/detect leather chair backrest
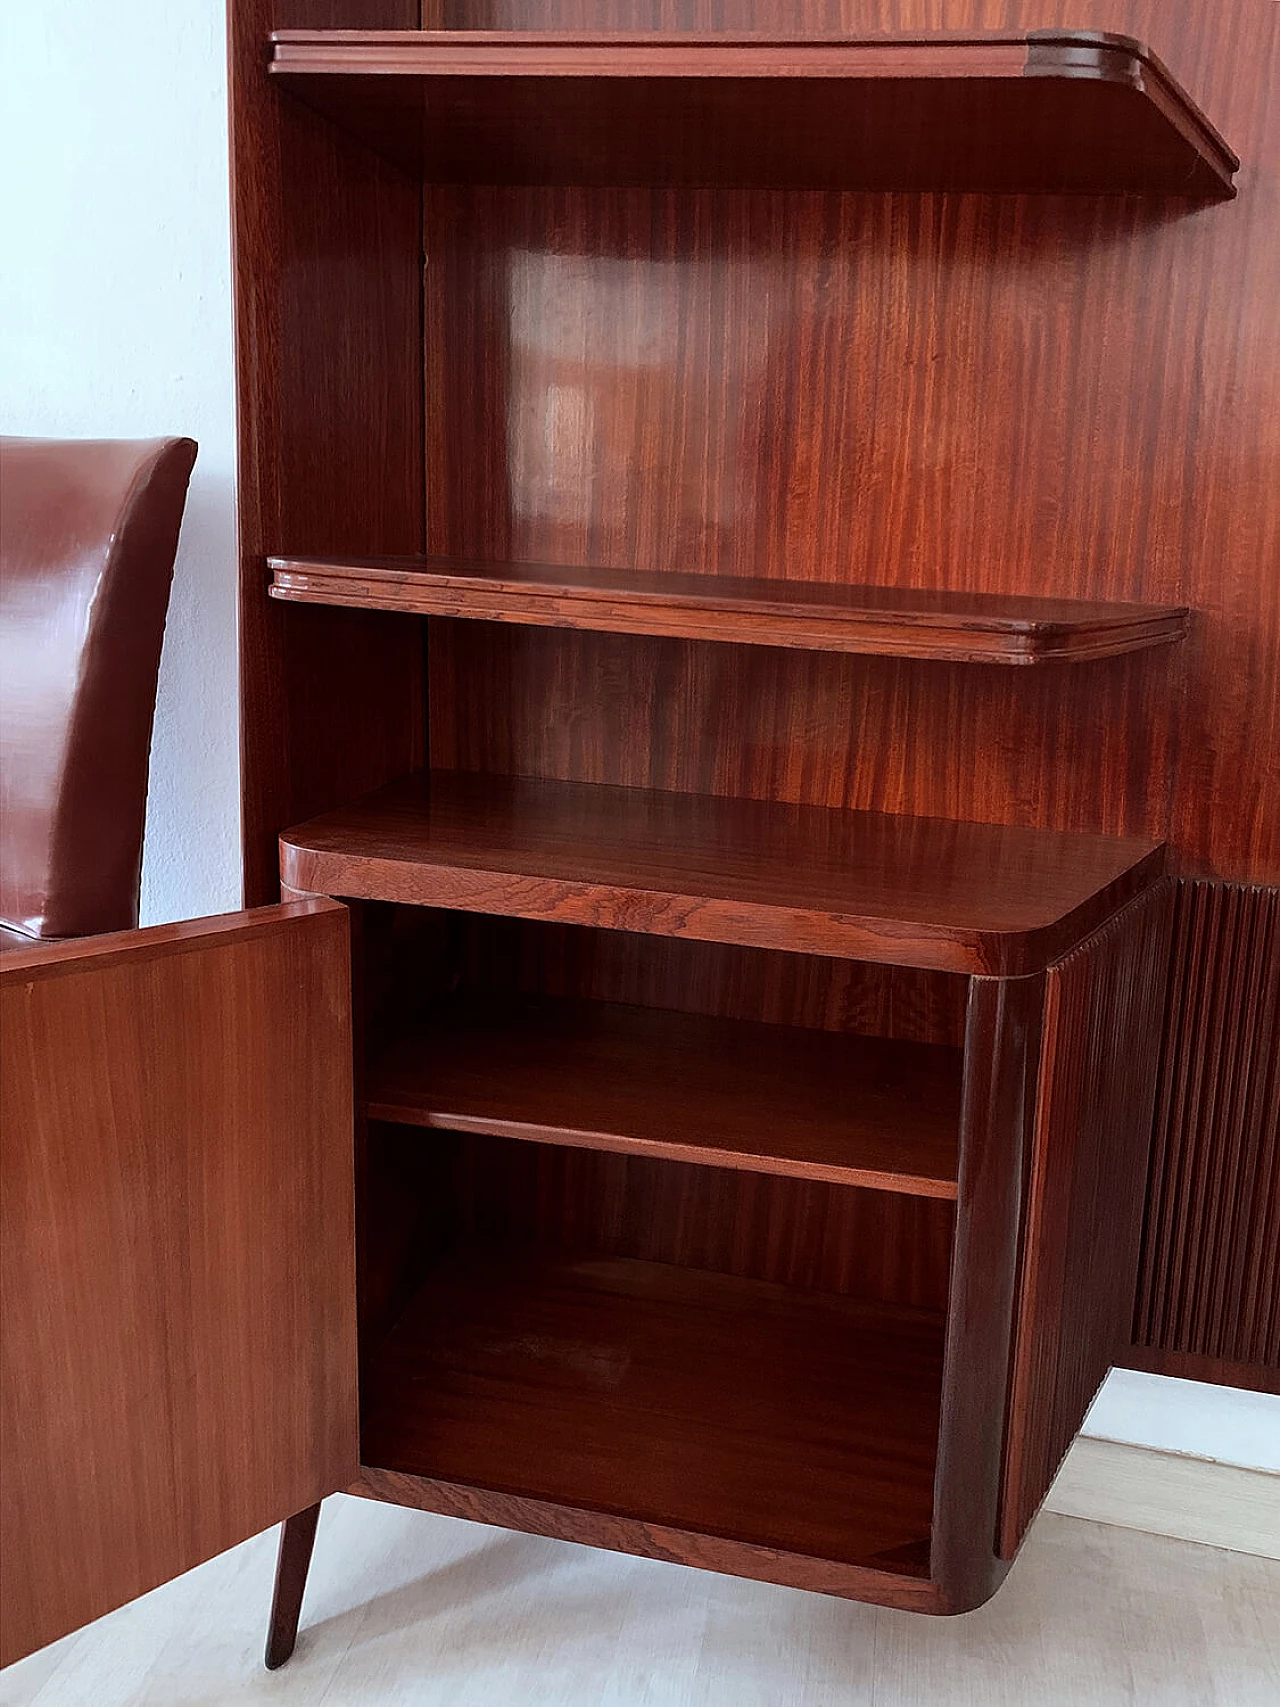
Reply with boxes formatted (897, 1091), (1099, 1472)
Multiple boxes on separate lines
(0, 436), (197, 940)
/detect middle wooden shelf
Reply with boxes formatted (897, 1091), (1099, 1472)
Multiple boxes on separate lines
(268, 554), (1190, 665)
(367, 992), (963, 1199)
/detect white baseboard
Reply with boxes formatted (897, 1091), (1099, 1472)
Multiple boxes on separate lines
(1044, 1435), (1280, 1560)
(1082, 1369), (1280, 1470)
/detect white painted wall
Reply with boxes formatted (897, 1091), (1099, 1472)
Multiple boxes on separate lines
(2, 0), (1275, 1478)
(0, 2), (241, 924)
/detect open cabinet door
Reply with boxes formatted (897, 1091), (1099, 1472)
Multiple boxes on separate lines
(0, 901), (356, 1667)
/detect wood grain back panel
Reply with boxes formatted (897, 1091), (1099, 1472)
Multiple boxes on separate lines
(0, 904), (356, 1667)
(448, 1133), (955, 1311)
(450, 916), (970, 1047)
(1000, 881), (1175, 1555)
(421, 0), (1277, 885)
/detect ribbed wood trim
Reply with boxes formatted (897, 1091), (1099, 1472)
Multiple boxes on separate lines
(1131, 880), (1280, 1373)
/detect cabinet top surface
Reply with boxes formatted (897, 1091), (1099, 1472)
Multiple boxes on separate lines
(280, 771), (1165, 975)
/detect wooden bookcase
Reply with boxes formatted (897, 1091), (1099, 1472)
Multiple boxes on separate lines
(230, 9), (1231, 1634)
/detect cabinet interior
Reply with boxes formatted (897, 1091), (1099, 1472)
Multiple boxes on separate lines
(362, 1133), (950, 1574)
(355, 913), (962, 1572)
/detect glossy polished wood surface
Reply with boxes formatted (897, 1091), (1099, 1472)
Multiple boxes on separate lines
(352, 1464), (943, 1609)
(1000, 882), (1174, 1554)
(416, 4), (1275, 888)
(400, 2), (1279, 1394)
(446, 915), (971, 1050)
(281, 770), (1163, 975)
(929, 972), (1041, 1612)
(0, 902), (356, 1668)
(268, 29), (1237, 196)
(366, 993), (963, 1196)
(269, 556), (1190, 663)
(233, 17), (1276, 1625)
(231, 0), (425, 905)
(360, 1250), (944, 1576)
(447, 1132), (954, 1310)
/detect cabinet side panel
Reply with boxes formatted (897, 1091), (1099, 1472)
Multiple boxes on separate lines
(1128, 880), (1280, 1385)
(231, 0), (425, 904)
(0, 905), (356, 1667)
(999, 881), (1175, 1556)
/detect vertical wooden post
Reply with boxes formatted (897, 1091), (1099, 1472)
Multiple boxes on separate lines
(931, 973), (1044, 1611)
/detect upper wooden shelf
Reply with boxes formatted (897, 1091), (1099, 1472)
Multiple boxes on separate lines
(269, 555), (1189, 665)
(280, 770), (1164, 976)
(267, 29), (1238, 198)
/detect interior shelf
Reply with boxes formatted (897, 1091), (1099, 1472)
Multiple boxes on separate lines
(367, 994), (962, 1199)
(269, 556), (1191, 665)
(280, 770), (1164, 975)
(360, 1249), (944, 1571)
(267, 29), (1238, 197)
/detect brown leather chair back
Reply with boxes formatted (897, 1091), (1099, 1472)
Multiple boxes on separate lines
(0, 436), (197, 941)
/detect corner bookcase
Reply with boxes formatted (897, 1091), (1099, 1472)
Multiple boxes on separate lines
(230, 12), (1234, 1621)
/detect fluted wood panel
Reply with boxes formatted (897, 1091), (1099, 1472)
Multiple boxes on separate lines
(1000, 882), (1174, 1555)
(1130, 880), (1280, 1381)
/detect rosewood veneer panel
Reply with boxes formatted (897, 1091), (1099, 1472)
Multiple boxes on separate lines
(1000, 881), (1175, 1553)
(230, 0), (425, 906)
(412, 1), (1278, 1394)
(366, 993), (962, 1196)
(448, 1135), (955, 1311)
(418, 9), (1274, 878)
(268, 29), (1236, 196)
(270, 556), (1189, 663)
(0, 904), (355, 1667)
(449, 918), (970, 1050)
(353, 1464), (941, 1608)
(280, 770), (1164, 975)
(928, 972), (1042, 1611)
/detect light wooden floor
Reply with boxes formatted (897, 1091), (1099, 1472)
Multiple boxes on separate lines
(3, 1495), (1277, 1706)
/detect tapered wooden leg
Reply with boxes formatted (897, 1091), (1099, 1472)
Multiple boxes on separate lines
(264, 1501), (322, 1670)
